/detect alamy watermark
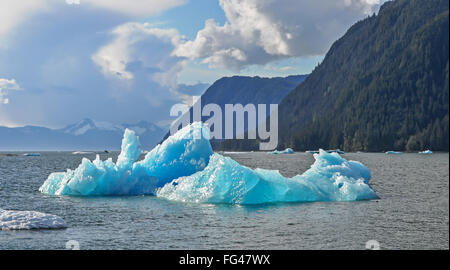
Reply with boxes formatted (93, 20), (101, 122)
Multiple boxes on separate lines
(170, 96), (278, 150)
(365, 240), (381, 250)
(65, 240), (80, 250)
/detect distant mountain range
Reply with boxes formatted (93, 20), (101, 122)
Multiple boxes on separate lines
(0, 118), (165, 151)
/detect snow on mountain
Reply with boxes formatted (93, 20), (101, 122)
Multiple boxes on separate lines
(58, 119), (161, 137)
(0, 119), (166, 150)
(59, 118), (121, 135)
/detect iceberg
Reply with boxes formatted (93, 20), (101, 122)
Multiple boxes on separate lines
(269, 148), (294, 154)
(157, 150), (378, 204)
(39, 122), (212, 196)
(40, 122), (378, 204)
(24, 153), (41, 157)
(385, 151), (402, 154)
(0, 209), (66, 230)
(419, 150), (433, 154)
(72, 151), (94, 155)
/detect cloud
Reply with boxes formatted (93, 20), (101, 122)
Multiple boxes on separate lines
(92, 22), (187, 95)
(92, 22), (214, 107)
(0, 0), (187, 40)
(175, 0), (384, 70)
(0, 0), (49, 40)
(0, 78), (22, 104)
(83, 0), (187, 17)
(0, 6), (190, 127)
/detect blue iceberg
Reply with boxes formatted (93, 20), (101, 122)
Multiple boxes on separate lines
(269, 148), (294, 154)
(385, 151), (402, 154)
(24, 153), (41, 157)
(157, 150), (378, 204)
(39, 122), (212, 196)
(40, 122), (378, 204)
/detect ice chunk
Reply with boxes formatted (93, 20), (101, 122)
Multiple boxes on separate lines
(269, 148), (294, 154)
(39, 122), (212, 196)
(0, 209), (66, 230)
(24, 153), (41, 157)
(385, 151), (402, 154)
(419, 150), (433, 154)
(157, 150), (378, 204)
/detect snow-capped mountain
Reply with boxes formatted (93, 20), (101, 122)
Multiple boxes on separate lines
(59, 118), (162, 137)
(0, 119), (166, 151)
(60, 118), (122, 135)
(60, 119), (106, 135)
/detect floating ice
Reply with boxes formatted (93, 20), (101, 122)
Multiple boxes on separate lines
(0, 209), (66, 230)
(419, 150), (433, 154)
(40, 122), (378, 204)
(24, 153), (41, 157)
(72, 151), (94, 155)
(269, 148), (294, 154)
(39, 122), (212, 196)
(157, 150), (378, 204)
(385, 151), (402, 154)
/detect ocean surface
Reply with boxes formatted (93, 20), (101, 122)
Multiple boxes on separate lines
(0, 151), (448, 250)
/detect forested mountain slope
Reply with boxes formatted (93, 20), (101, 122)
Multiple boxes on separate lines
(277, 0), (449, 152)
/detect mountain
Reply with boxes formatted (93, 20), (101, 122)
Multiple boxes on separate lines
(60, 118), (103, 136)
(163, 74), (307, 146)
(275, 0), (449, 152)
(198, 75), (307, 109)
(0, 119), (165, 151)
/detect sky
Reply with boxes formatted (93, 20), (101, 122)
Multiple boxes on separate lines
(0, 0), (385, 128)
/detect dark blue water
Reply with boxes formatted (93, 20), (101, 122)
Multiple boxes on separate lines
(0, 152), (448, 249)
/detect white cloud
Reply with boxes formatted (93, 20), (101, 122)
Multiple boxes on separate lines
(175, 0), (384, 70)
(0, 0), (49, 39)
(0, 0), (186, 39)
(92, 22), (193, 106)
(83, 0), (187, 16)
(0, 4), (197, 127)
(0, 78), (22, 104)
(92, 22), (185, 85)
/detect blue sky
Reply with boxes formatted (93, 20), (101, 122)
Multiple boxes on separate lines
(0, 0), (384, 128)
(142, 0), (227, 40)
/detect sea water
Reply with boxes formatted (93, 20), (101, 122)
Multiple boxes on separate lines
(0, 151), (448, 249)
